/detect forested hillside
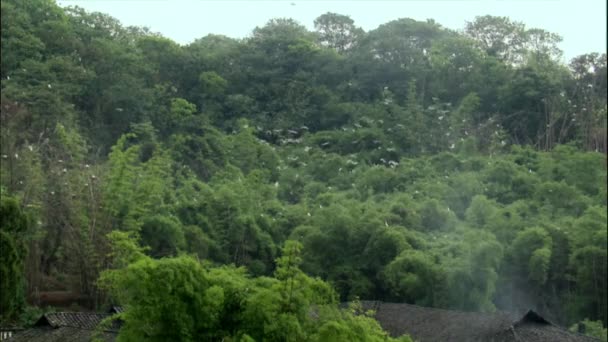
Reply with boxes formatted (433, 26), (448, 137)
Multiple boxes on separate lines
(1, 0), (606, 340)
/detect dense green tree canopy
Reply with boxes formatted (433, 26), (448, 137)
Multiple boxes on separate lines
(0, 0), (606, 338)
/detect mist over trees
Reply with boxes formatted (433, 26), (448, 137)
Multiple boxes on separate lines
(1, 0), (606, 340)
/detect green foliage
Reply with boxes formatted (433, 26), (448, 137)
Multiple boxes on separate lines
(18, 305), (56, 327)
(314, 301), (413, 342)
(104, 130), (173, 232)
(0, 195), (30, 322)
(139, 215), (185, 258)
(100, 255), (227, 341)
(106, 230), (148, 269)
(101, 240), (411, 341)
(419, 198), (457, 231)
(382, 249), (446, 306)
(570, 319), (608, 342)
(511, 227), (552, 273)
(314, 12), (364, 53)
(465, 195), (499, 228)
(442, 230), (503, 312)
(1, 0), (606, 332)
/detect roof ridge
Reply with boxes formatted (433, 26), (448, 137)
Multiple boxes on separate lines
(44, 312), (108, 316)
(39, 311), (117, 331)
(372, 301), (516, 318)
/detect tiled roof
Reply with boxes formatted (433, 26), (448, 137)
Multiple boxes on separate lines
(36, 312), (115, 330)
(7, 304), (600, 342)
(489, 311), (600, 342)
(7, 326), (116, 342)
(352, 301), (600, 342)
(7, 312), (121, 342)
(356, 300), (516, 341)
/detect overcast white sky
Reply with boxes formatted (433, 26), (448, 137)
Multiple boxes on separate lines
(56, 0), (606, 63)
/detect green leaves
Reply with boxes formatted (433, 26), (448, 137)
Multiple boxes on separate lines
(0, 195), (30, 322)
(570, 319), (608, 341)
(314, 12), (364, 53)
(529, 247), (551, 285)
(100, 240), (411, 341)
(139, 215), (185, 258)
(1, 0), (606, 333)
(100, 255), (219, 341)
(381, 249), (445, 306)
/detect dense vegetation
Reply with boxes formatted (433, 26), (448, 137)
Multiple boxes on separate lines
(1, 0), (606, 340)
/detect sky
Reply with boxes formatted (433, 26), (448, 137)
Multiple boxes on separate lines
(56, 0), (607, 63)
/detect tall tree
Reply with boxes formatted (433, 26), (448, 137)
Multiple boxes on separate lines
(314, 12), (364, 53)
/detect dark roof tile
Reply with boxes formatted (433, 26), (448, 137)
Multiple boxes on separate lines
(36, 312), (111, 330)
(350, 301), (600, 342)
(8, 326), (116, 342)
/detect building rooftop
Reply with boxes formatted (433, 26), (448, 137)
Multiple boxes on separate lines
(7, 312), (120, 342)
(355, 300), (599, 342)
